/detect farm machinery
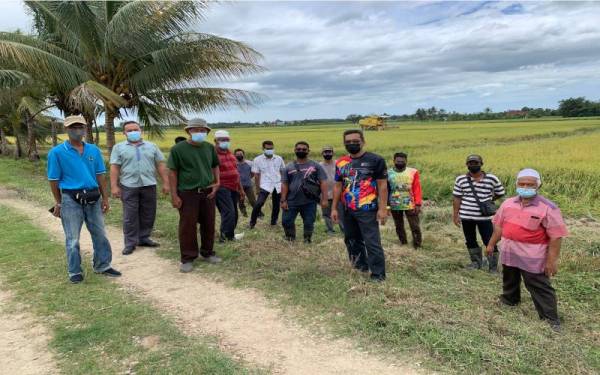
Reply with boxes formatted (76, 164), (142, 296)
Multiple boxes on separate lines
(359, 115), (389, 131)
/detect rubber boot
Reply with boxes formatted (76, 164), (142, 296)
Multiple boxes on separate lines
(487, 252), (499, 274)
(466, 247), (483, 270)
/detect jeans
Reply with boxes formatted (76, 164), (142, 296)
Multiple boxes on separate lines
(342, 209), (386, 278)
(60, 193), (112, 277)
(391, 210), (422, 248)
(321, 199), (345, 233)
(282, 202), (317, 240)
(250, 188), (281, 226)
(461, 219), (497, 252)
(216, 187), (240, 240)
(121, 185), (157, 248)
(177, 190), (216, 263)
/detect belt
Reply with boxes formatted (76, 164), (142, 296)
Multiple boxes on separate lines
(61, 188), (99, 193)
(181, 187), (212, 193)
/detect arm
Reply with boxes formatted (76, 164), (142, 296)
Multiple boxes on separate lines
(545, 238), (562, 277)
(168, 169), (181, 208)
(452, 196), (462, 227)
(49, 181), (62, 217)
(280, 182), (289, 210)
(376, 179), (388, 225)
(110, 164), (121, 198)
(157, 161), (170, 195)
(412, 171), (423, 214)
(319, 180), (328, 208)
(254, 173), (261, 194)
(208, 166), (220, 199)
(486, 225), (503, 255)
(96, 174), (110, 213)
(331, 181), (342, 223)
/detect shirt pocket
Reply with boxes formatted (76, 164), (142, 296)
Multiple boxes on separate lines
(524, 215), (543, 231)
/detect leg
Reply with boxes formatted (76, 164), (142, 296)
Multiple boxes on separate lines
(216, 187), (236, 240)
(83, 198), (113, 273)
(178, 191), (200, 263)
(355, 210), (386, 279)
(245, 186), (257, 207)
(462, 219), (482, 269)
(231, 190), (240, 235)
(342, 210), (368, 271)
(271, 189), (281, 225)
(322, 199), (335, 233)
(521, 270), (559, 323)
(477, 219), (498, 271)
(60, 194), (85, 277)
(137, 185), (157, 243)
(250, 189), (269, 226)
(120, 185), (140, 248)
(336, 201), (346, 233)
(405, 210), (422, 249)
(300, 202), (317, 242)
(282, 206), (299, 240)
(391, 210), (408, 244)
(501, 265), (522, 305)
(198, 192), (216, 257)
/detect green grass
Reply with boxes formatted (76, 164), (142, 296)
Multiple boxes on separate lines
(0, 205), (261, 375)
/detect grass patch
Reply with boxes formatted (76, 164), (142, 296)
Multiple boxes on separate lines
(0, 205), (261, 375)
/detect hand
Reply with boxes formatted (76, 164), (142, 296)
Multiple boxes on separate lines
(172, 195), (182, 209)
(281, 200), (288, 210)
(331, 209), (339, 223)
(161, 185), (170, 195)
(239, 191), (246, 202)
(453, 215), (461, 227)
(544, 259), (558, 277)
(101, 198), (110, 214)
(377, 208), (387, 225)
(320, 199), (328, 209)
(52, 204), (61, 218)
(207, 185), (218, 199)
(485, 244), (495, 256)
(111, 185), (121, 199)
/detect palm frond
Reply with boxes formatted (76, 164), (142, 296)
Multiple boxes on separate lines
(136, 97), (186, 137)
(144, 87), (264, 114)
(68, 80), (127, 114)
(0, 69), (32, 88)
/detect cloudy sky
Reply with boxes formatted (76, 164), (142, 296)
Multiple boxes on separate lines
(2, 1), (600, 122)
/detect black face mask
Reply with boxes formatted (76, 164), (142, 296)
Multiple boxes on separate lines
(235, 155), (244, 162)
(295, 151), (308, 159)
(345, 143), (361, 155)
(395, 163), (406, 170)
(323, 154), (333, 160)
(468, 165), (481, 173)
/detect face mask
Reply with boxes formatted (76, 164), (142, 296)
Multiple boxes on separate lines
(468, 165), (481, 173)
(264, 149), (274, 157)
(218, 141), (230, 150)
(323, 154), (333, 160)
(126, 131), (141, 142)
(235, 155), (244, 162)
(516, 187), (537, 199)
(191, 132), (207, 143)
(395, 163), (406, 170)
(67, 128), (85, 142)
(295, 151), (308, 159)
(345, 143), (361, 155)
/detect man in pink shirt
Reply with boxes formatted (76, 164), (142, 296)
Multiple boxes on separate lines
(487, 169), (568, 331)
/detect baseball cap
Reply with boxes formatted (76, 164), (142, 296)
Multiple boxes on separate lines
(63, 115), (87, 128)
(322, 145), (333, 152)
(466, 154), (483, 163)
(184, 118), (211, 131)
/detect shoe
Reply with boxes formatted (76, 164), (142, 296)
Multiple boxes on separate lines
(101, 268), (122, 277)
(122, 246), (135, 255)
(370, 274), (386, 282)
(326, 230), (336, 235)
(303, 235), (312, 244)
(138, 239), (160, 247)
(234, 233), (245, 240)
(180, 262), (193, 273)
(69, 274), (84, 284)
(498, 296), (519, 307)
(247, 223), (255, 230)
(202, 255), (222, 264)
(548, 321), (561, 333)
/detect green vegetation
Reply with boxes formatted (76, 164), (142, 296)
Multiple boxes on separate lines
(0, 205), (260, 375)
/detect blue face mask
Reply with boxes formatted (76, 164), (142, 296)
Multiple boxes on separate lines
(516, 187), (537, 199)
(264, 149), (274, 157)
(219, 141), (230, 150)
(126, 131), (141, 142)
(191, 132), (207, 143)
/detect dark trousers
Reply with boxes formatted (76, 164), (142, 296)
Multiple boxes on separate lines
(238, 186), (257, 216)
(177, 190), (216, 263)
(321, 199), (345, 233)
(391, 210), (422, 248)
(502, 265), (559, 323)
(461, 219), (497, 252)
(121, 185), (157, 248)
(282, 202), (317, 240)
(216, 187), (240, 240)
(250, 188), (280, 226)
(342, 209), (386, 278)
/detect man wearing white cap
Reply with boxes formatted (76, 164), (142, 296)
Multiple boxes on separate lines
(213, 130), (245, 242)
(487, 168), (568, 331)
(47, 115), (121, 283)
(167, 118), (221, 273)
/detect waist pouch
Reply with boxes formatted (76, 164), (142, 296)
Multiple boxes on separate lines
(63, 188), (101, 206)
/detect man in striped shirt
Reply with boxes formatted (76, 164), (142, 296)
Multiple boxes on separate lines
(453, 154), (505, 272)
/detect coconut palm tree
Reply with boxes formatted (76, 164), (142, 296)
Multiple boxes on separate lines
(0, 1), (263, 153)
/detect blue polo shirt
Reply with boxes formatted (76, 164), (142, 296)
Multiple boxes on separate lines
(47, 141), (106, 190)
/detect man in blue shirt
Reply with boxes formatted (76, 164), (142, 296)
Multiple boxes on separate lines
(47, 115), (121, 283)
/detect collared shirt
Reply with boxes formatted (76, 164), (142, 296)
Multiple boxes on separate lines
(237, 160), (253, 188)
(167, 141), (219, 191)
(453, 172), (505, 220)
(251, 154), (285, 193)
(109, 140), (165, 188)
(335, 152), (387, 212)
(387, 167), (422, 211)
(319, 160), (336, 200)
(217, 149), (240, 191)
(47, 141), (106, 190)
(493, 195), (569, 274)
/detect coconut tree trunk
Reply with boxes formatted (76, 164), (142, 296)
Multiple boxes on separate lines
(26, 115), (40, 161)
(93, 119), (100, 145)
(14, 133), (23, 159)
(83, 113), (94, 144)
(51, 120), (58, 146)
(105, 106), (117, 154)
(0, 127), (8, 155)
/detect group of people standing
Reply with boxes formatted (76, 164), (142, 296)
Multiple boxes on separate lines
(46, 115), (568, 330)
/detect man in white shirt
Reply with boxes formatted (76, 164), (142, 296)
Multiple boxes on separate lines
(249, 140), (285, 228)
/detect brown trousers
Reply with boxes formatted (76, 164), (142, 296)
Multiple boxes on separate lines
(178, 190), (216, 263)
(391, 210), (422, 248)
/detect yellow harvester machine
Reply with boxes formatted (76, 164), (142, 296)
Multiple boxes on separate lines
(358, 115), (389, 131)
